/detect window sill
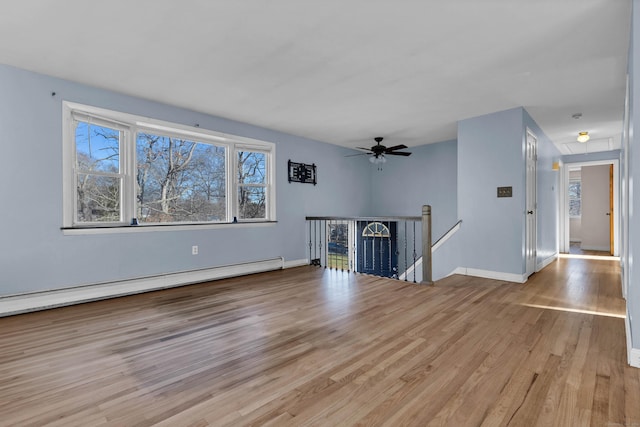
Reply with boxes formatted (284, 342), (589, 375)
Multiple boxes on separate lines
(61, 221), (277, 236)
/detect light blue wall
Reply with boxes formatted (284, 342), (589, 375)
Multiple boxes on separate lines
(457, 108), (527, 275)
(368, 139), (458, 239)
(0, 63), (563, 297)
(368, 139), (459, 279)
(626, 0), (640, 348)
(0, 64), (371, 296)
(369, 109), (559, 281)
(457, 107), (560, 276)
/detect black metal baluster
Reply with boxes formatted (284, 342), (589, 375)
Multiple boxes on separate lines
(334, 220), (339, 271)
(337, 221), (341, 272)
(363, 222), (367, 272)
(313, 220), (322, 267)
(335, 220), (339, 271)
(318, 220), (327, 268)
(308, 220), (312, 265)
(329, 220), (338, 270)
(358, 222), (361, 272)
(340, 222), (345, 272)
(373, 226), (377, 275)
(351, 222), (355, 272)
(328, 219), (332, 270)
(387, 221), (392, 277)
(313, 220), (320, 267)
(412, 221), (417, 283)
(404, 221), (408, 281)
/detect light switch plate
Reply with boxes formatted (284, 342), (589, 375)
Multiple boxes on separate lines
(497, 186), (512, 198)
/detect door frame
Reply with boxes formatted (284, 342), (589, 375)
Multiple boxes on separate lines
(559, 159), (619, 256)
(525, 129), (537, 277)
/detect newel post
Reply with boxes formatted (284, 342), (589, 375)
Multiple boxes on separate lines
(421, 205), (433, 285)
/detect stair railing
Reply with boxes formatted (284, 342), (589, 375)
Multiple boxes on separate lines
(305, 205), (436, 284)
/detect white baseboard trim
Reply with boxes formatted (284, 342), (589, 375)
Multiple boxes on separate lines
(580, 245), (610, 252)
(445, 267), (461, 278)
(626, 312), (640, 368)
(0, 257), (285, 318)
(630, 348), (640, 369)
(284, 259), (309, 269)
(451, 267), (527, 283)
(536, 254), (558, 272)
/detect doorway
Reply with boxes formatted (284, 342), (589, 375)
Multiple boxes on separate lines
(357, 221), (398, 277)
(560, 160), (619, 256)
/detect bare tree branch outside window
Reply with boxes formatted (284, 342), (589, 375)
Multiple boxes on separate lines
(75, 121), (121, 222)
(136, 133), (226, 223)
(569, 180), (581, 217)
(237, 151), (266, 219)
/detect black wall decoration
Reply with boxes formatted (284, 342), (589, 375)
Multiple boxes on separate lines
(288, 160), (317, 185)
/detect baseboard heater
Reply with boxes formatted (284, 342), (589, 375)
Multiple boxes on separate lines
(0, 257), (285, 318)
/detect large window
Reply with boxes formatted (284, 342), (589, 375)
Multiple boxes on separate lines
(63, 103), (275, 228)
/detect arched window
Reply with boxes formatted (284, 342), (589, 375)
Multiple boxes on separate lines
(362, 222), (390, 238)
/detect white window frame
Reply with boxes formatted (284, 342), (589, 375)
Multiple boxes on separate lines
(233, 146), (274, 222)
(68, 113), (132, 226)
(62, 101), (276, 230)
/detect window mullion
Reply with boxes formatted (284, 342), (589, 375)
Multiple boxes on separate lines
(266, 146), (274, 221)
(231, 146), (238, 221)
(65, 116), (78, 227)
(123, 128), (136, 224)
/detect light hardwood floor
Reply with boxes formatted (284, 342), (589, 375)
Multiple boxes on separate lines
(0, 255), (637, 426)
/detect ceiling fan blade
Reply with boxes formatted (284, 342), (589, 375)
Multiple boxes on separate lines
(344, 152), (369, 157)
(356, 147), (373, 151)
(385, 144), (408, 151)
(385, 151), (412, 156)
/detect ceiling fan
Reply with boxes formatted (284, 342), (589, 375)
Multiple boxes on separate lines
(349, 137), (412, 164)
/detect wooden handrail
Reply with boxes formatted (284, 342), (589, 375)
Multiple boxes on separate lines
(432, 220), (463, 252)
(305, 215), (421, 221)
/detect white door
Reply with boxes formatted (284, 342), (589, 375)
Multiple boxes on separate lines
(581, 165), (611, 252)
(526, 130), (537, 276)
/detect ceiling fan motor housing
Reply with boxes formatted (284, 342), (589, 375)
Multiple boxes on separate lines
(354, 137), (411, 158)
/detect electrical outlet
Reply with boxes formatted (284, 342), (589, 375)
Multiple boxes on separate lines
(192, 245), (198, 255)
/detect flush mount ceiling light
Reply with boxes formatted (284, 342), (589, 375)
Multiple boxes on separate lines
(577, 131), (590, 143)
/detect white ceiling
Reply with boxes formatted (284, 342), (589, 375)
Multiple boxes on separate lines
(0, 1), (631, 153)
